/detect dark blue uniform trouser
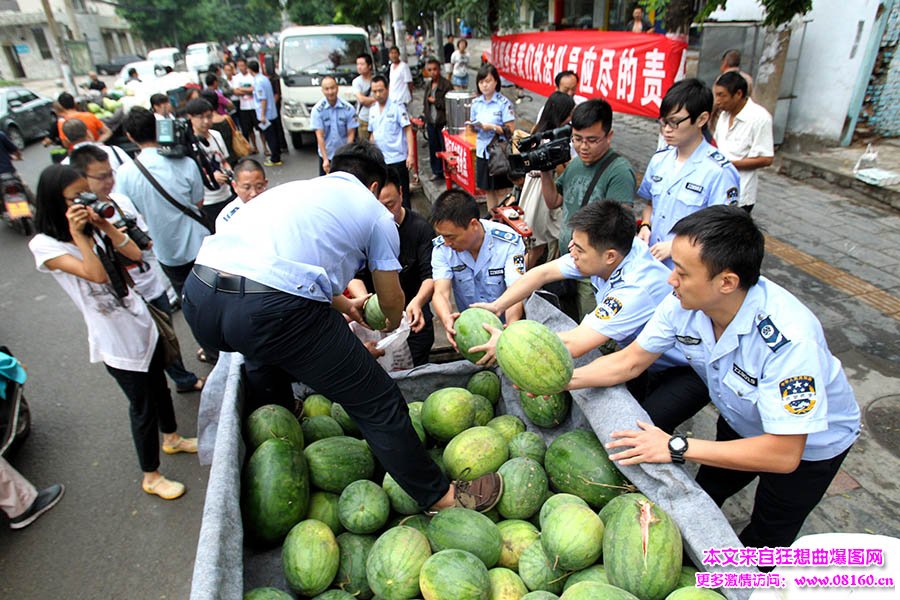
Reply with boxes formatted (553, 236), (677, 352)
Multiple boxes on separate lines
(181, 271), (450, 508)
(638, 367), (852, 553)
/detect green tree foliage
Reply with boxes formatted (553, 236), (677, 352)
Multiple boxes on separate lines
(640, 0), (813, 32)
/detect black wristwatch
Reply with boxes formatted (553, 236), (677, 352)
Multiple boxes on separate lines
(668, 434), (688, 464)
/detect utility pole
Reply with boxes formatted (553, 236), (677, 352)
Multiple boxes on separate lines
(39, 0), (77, 95)
(391, 0), (407, 62)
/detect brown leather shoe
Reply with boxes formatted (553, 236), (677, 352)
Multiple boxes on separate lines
(453, 472), (504, 513)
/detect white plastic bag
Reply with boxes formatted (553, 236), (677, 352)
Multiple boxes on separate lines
(349, 314), (414, 372)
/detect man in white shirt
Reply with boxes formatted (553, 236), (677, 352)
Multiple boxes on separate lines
(353, 54), (377, 141)
(184, 98), (233, 226)
(388, 46), (414, 107)
(712, 72), (774, 213)
(232, 57), (260, 154)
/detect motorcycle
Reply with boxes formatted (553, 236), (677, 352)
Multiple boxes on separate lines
(1, 172), (35, 236)
(0, 346), (32, 458)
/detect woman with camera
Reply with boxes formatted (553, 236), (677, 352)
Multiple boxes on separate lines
(28, 164), (197, 501)
(468, 64), (516, 210)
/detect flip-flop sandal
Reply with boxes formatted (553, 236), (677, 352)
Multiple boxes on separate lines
(142, 476), (185, 500)
(176, 377), (206, 394)
(162, 437), (198, 455)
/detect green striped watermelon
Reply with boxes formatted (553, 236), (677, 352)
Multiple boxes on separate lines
(560, 582), (638, 600)
(407, 401), (427, 443)
(521, 593), (560, 600)
(496, 519), (540, 572)
(496, 321), (573, 395)
(306, 491), (344, 535)
(304, 436), (375, 493)
(246, 404), (304, 452)
(455, 308), (504, 363)
(497, 457), (549, 520)
(487, 415), (526, 443)
(519, 391), (570, 429)
(541, 503), (604, 570)
(598, 493), (648, 527)
(563, 565), (608, 591)
(282, 519), (340, 596)
(242, 438), (310, 546)
(364, 294), (387, 330)
(471, 394), (495, 426)
(517, 540), (568, 594)
(467, 370), (501, 405)
(338, 480), (390, 534)
(396, 514), (431, 536)
(604, 497), (682, 600)
(331, 403), (361, 437)
(335, 532), (376, 599)
(366, 525), (432, 600)
(302, 415), (345, 444)
(419, 549), (492, 600)
(383, 472), (421, 515)
(538, 493), (589, 530)
(676, 566), (699, 589)
(509, 432), (547, 465)
(489, 567), (528, 599)
(544, 430), (631, 509)
(312, 591), (356, 600)
(665, 588), (726, 600)
(426, 507), (503, 568)
(243, 587), (293, 600)
(304, 394), (333, 417)
(421, 388), (475, 442)
(443, 426), (509, 481)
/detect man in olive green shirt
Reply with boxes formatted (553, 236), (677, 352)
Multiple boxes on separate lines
(541, 99), (636, 318)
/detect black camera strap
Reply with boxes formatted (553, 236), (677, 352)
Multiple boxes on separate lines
(134, 158), (214, 233)
(580, 150), (620, 208)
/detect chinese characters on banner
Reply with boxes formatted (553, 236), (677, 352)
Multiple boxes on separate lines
(490, 31), (687, 119)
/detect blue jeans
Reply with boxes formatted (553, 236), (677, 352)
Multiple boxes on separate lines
(149, 294), (199, 390)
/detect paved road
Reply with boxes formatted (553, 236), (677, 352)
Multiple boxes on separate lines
(0, 135), (318, 599)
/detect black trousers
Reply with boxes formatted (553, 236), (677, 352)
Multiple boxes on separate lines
(407, 320), (435, 366)
(425, 123), (445, 177)
(698, 416), (851, 551)
(238, 109), (258, 146)
(629, 366), (710, 433)
(260, 122), (281, 163)
(159, 261), (194, 298)
(182, 273), (450, 507)
(105, 340), (177, 473)
(386, 160), (411, 210)
(201, 200), (231, 233)
(645, 370), (852, 550)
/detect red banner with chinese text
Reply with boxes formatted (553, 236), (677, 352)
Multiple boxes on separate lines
(490, 31), (687, 119)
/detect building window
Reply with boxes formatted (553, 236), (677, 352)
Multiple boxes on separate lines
(32, 28), (53, 59)
(71, 0), (86, 10)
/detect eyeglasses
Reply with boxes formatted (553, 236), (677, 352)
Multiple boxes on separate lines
(657, 115), (692, 130)
(86, 172), (114, 182)
(572, 134), (606, 146)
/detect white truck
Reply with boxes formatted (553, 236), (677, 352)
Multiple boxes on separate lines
(278, 25), (373, 149)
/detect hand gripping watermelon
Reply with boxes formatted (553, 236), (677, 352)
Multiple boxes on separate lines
(364, 294), (387, 330)
(495, 320), (573, 395)
(455, 308), (504, 363)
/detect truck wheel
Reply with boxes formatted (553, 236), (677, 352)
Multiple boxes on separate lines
(290, 131), (304, 150)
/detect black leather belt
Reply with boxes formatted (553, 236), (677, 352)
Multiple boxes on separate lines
(192, 264), (279, 294)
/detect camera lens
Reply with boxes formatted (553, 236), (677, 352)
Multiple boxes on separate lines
(93, 200), (116, 219)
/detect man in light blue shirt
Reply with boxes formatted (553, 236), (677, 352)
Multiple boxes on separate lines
(249, 60), (281, 166)
(182, 143), (504, 517)
(637, 79), (740, 269)
(569, 206), (860, 553)
(369, 75), (415, 210)
(311, 75), (358, 175)
(431, 190), (526, 351)
(114, 107), (207, 295)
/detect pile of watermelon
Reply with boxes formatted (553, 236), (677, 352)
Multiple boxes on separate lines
(241, 372), (723, 600)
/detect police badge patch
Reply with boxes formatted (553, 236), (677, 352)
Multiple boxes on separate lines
(726, 187), (739, 205)
(594, 296), (623, 320)
(757, 316), (790, 352)
(780, 375), (817, 415)
(513, 254), (525, 275)
(432, 235), (445, 247)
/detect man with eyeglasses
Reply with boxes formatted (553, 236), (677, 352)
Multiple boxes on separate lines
(540, 99), (636, 319)
(638, 79), (740, 269)
(184, 98), (234, 227)
(216, 158), (268, 230)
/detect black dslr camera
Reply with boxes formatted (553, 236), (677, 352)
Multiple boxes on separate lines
(509, 125), (573, 175)
(73, 192), (115, 219)
(156, 118), (192, 158)
(113, 215), (153, 250)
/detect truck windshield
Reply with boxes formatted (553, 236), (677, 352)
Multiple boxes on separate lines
(281, 34), (369, 76)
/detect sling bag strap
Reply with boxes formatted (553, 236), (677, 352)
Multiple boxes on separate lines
(133, 157), (213, 233)
(580, 150), (620, 208)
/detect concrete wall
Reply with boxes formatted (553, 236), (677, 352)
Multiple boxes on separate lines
(710, 0), (885, 144)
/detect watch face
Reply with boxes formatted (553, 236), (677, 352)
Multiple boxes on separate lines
(669, 436), (687, 452)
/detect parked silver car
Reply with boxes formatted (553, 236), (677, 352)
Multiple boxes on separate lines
(1, 87), (55, 150)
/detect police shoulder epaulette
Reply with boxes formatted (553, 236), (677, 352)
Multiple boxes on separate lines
(490, 228), (519, 243)
(756, 315), (790, 352)
(432, 235), (445, 247)
(709, 150), (731, 167)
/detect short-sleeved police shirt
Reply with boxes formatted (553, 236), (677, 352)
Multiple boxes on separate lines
(469, 94), (515, 159)
(432, 220), (526, 312)
(557, 238), (686, 371)
(636, 277), (860, 461)
(310, 97), (358, 160)
(195, 172), (400, 303)
(370, 100), (411, 164)
(638, 139), (741, 268)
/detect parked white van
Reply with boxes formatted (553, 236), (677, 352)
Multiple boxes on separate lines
(186, 42), (223, 73)
(278, 25), (372, 149)
(147, 47), (187, 72)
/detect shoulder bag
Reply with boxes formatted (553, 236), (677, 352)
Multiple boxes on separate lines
(226, 114), (251, 158)
(487, 130), (512, 178)
(134, 157), (214, 234)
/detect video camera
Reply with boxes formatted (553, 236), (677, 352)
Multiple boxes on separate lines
(156, 118), (225, 192)
(509, 125), (572, 175)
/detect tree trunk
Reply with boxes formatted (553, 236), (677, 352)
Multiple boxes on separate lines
(754, 25), (791, 117)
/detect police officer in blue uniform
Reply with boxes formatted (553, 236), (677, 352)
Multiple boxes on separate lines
(431, 189), (526, 349)
(569, 206), (860, 552)
(638, 79), (741, 269)
(369, 75), (415, 210)
(181, 143), (503, 514)
(310, 76), (358, 176)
